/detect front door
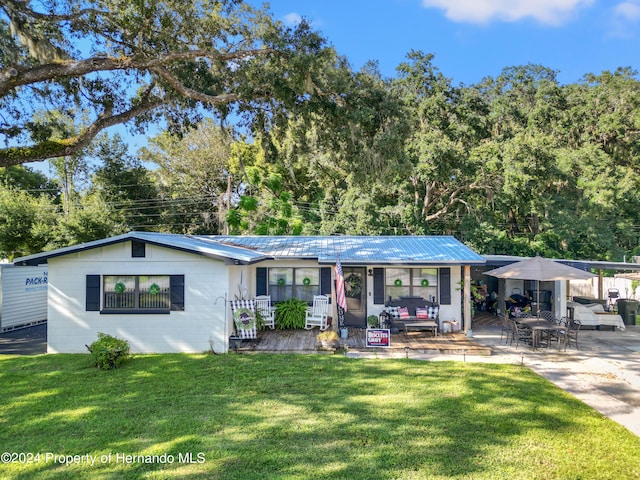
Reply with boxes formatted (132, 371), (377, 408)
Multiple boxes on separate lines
(343, 267), (366, 327)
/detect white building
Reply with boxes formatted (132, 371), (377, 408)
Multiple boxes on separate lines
(14, 233), (485, 353)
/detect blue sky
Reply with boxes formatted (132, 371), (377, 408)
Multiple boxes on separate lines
(255, 0), (640, 86)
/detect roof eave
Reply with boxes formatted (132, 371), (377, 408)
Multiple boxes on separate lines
(14, 233), (268, 266)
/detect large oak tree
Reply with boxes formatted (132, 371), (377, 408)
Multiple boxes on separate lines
(0, 0), (334, 167)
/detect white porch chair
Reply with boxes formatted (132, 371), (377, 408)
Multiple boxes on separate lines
(255, 295), (276, 330)
(230, 299), (257, 339)
(304, 295), (330, 330)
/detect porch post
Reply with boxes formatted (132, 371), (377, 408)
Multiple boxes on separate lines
(463, 265), (471, 332)
(598, 269), (604, 299)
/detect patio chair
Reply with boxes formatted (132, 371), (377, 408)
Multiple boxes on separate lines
(510, 319), (533, 349)
(255, 295), (276, 329)
(499, 315), (512, 344)
(536, 310), (555, 345)
(538, 310), (555, 322)
(547, 316), (568, 350)
(304, 295), (330, 331)
(562, 319), (581, 351)
(230, 299), (257, 339)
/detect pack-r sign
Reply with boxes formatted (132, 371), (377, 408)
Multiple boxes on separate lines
(366, 328), (390, 348)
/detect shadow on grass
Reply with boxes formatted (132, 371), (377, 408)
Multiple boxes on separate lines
(1, 353), (639, 479)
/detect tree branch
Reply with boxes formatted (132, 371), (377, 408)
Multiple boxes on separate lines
(423, 181), (488, 222)
(0, 96), (165, 166)
(1, 0), (108, 23)
(151, 65), (240, 106)
(0, 48), (277, 98)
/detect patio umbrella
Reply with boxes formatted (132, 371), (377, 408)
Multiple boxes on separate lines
(484, 256), (596, 315)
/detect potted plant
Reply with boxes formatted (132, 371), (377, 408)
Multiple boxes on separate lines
(367, 315), (379, 328)
(316, 330), (339, 349)
(274, 298), (308, 329)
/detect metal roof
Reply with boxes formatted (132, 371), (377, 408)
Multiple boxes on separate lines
(14, 233), (484, 266)
(14, 232), (268, 266)
(212, 235), (485, 265)
(483, 255), (640, 272)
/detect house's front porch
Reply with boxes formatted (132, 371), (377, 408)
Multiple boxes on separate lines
(231, 327), (492, 356)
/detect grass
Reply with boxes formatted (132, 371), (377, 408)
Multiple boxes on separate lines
(1, 353), (640, 479)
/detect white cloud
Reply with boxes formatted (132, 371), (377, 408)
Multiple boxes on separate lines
(609, 1), (640, 37)
(614, 1), (640, 20)
(421, 0), (594, 25)
(283, 12), (303, 26)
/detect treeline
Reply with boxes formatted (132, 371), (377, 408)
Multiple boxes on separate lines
(2, 52), (639, 262)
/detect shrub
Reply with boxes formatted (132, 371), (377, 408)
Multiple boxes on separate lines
(275, 298), (308, 329)
(87, 333), (131, 370)
(316, 330), (339, 344)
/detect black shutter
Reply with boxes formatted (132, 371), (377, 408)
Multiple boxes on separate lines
(320, 267), (332, 296)
(439, 268), (451, 305)
(256, 268), (267, 296)
(373, 268), (385, 304)
(86, 275), (101, 311)
(170, 275), (185, 311)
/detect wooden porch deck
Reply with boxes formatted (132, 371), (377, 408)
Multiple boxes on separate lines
(234, 326), (492, 356)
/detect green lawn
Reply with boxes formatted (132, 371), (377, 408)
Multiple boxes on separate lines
(1, 353), (639, 479)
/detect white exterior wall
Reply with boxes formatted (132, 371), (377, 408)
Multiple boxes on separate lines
(47, 243), (231, 354)
(246, 261), (464, 326)
(364, 266), (463, 326)
(0, 264), (48, 330)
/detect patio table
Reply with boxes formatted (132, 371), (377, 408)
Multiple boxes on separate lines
(516, 318), (566, 349)
(404, 320), (438, 337)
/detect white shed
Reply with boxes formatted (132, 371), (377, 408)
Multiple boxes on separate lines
(0, 264), (48, 331)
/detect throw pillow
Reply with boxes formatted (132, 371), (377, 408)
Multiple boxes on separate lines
(398, 307), (410, 318)
(415, 307), (429, 319)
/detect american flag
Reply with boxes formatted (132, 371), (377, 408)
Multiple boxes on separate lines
(335, 258), (347, 312)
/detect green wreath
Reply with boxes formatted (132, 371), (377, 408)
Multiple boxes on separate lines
(277, 278), (286, 286)
(345, 273), (362, 297)
(303, 277), (311, 286)
(149, 283), (160, 295)
(233, 308), (256, 330)
(114, 282), (126, 294)
(394, 279), (402, 287)
(421, 279), (430, 287)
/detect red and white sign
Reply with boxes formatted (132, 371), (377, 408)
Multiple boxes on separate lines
(366, 328), (391, 348)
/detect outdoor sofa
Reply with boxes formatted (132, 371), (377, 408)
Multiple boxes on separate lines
(566, 301), (626, 331)
(383, 296), (440, 336)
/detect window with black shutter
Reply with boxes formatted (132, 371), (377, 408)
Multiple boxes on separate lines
(85, 274), (184, 313)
